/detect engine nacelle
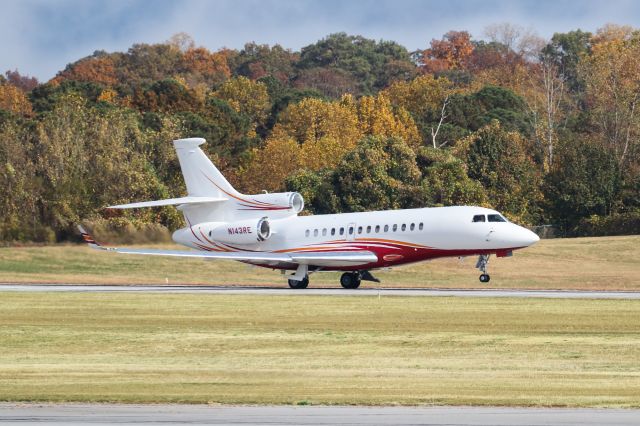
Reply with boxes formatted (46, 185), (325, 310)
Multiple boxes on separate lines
(208, 217), (271, 245)
(242, 192), (304, 214)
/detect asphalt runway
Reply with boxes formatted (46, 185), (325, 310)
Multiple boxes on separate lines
(1, 283), (640, 299)
(1, 404), (639, 426)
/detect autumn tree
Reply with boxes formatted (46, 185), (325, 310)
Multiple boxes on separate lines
(268, 97), (362, 150)
(350, 94), (421, 148)
(213, 76), (270, 131)
(4, 70), (39, 92)
(0, 83), (33, 115)
(52, 55), (118, 86)
(579, 27), (640, 170)
(181, 47), (231, 86)
(239, 137), (302, 193)
(0, 120), (41, 240)
(418, 31), (474, 73)
(383, 74), (454, 147)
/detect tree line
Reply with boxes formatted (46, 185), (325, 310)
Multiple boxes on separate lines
(0, 25), (639, 243)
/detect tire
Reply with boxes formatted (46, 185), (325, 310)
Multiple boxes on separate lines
(340, 272), (361, 289)
(479, 274), (490, 283)
(288, 277), (309, 289)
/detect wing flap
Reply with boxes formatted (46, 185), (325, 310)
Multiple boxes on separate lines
(289, 251), (378, 267)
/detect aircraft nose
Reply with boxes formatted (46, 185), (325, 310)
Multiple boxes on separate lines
(518, 226), (540, 246)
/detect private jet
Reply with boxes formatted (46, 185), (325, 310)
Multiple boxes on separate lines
(79, 138), (539, 289)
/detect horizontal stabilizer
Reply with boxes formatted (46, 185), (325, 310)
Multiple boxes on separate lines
(108, 196), (227, 209)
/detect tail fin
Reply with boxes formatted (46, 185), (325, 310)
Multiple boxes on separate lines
(174, 138), (239, 198)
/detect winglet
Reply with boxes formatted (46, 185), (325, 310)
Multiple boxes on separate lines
(77, 225), (103, 250)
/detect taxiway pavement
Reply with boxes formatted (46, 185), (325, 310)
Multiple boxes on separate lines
(1, 284), (640, 299)
(1, 404), (639, 425)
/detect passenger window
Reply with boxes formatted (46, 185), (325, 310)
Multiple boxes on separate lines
(375, 225), (380, 233)
(384, 225), (389, 232)
(410, 223), (415, 231)
(305, 229), (310, 237)
(331, 228), (336, 236)
(401, 224), (406, 231)
(472, 215), (486, 223)
(358, 226), (363, 234)
(488, 214), (507, 222)
(366, 225), (371, 233)
(419, 222), (423, 231)
(392, 224), (397, 232)
(348, 226), (354, 235)
(340, 227), (345, 235)
(322, 228), (327, 236)
(313, 229), (318, 237)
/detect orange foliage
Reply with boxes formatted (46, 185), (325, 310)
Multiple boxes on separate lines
(420, 31), (474, 73)
(0, 84), (33, 115)
(182, 47), (231, 81)
(52, 56), (118, 86)
(97, 88), (118, 104)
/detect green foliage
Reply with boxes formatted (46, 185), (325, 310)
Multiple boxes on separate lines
(447, 86), (531, 135)
(232, 42), (298, 82)
(544, 137), (621, 230)
(541, 30), (592, 93)
(298, 33), (415, 95)
(458, 121), (542, 224)
(133, 79), (202, 113)
(29, 80), (104, 113)
(573, 210), (640, 237)
(416, 147), (488, 207)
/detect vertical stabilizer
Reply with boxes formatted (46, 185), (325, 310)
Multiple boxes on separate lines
(173, 138), (239, 198)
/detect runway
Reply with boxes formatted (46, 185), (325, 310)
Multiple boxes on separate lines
(1, 283), (640, 299)
(0, 404), (639, 425)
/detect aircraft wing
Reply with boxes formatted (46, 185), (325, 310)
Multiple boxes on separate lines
(78, 226), (377, 267)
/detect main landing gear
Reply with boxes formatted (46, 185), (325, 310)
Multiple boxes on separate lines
(476, 254), (491, 283)
(340, 272), (361, 289)
(340, 271), (380, 289)
(287, 269), (380, 289)
(288, 276), (309, 289)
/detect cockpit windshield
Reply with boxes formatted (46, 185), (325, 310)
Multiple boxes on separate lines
(473, 213), (508, 223)
(488, 214), (507, 222)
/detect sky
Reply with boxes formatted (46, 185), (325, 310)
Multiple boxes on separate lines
(2, 0), (640, 82)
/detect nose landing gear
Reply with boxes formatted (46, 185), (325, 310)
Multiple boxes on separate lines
(476, 254), (491, 283)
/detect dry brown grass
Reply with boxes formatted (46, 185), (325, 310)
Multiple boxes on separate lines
(0, 235), (638, 290)
(0, 292), (638, 406)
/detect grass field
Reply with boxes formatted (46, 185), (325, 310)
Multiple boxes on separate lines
(0, 235), (638, 290)
(0, 292), (639, 407)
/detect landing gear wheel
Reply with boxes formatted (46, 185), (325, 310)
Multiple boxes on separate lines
(479, 274), (490, 283)
(288, 276), (309, 289)
(340, 272), (361, 289)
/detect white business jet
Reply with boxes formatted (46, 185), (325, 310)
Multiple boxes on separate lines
(79, 138), (539, 288)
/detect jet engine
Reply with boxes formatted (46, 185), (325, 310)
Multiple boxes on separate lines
(206, 216), (271, 245)
(242, 192), (304, 214)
